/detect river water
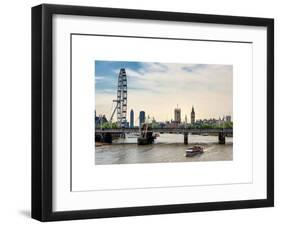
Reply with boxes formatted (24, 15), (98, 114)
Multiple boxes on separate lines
(95, 134), (233, 165)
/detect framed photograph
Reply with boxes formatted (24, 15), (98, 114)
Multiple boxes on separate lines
(32, 4), (274, 221)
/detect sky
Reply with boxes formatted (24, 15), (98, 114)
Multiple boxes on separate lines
(95, 60), (233, 123)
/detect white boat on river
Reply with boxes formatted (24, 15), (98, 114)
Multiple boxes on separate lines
(185, 145), (204, 157)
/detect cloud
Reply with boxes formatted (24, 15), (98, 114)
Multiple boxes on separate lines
(95, 76), (105, 80)
(139, 62), (168, 73)
(181, 64), (207, 73)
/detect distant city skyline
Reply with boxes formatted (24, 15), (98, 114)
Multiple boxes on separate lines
(95, 60), (233, 122)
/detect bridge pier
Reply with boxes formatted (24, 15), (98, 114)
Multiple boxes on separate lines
(120, 133), (125, 138)
(95, 133), (113, 144)
(184, 132), (188, 145)
(218, 132), (225, 144)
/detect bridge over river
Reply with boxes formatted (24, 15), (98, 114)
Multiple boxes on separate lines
(95, 128), (233, 144)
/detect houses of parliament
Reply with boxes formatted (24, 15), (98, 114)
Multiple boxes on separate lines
(174, 105), (196, 125)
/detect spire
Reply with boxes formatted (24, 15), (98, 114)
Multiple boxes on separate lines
(191, 105), (195, 125)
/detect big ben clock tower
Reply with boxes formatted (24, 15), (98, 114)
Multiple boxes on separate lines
(191, 106), (195, 124)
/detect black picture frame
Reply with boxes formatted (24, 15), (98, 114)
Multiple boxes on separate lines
(32, 4), (274, 222)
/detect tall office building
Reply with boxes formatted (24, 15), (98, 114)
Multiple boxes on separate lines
(139, 111), (145, 127)
(130, 109), (134, 128)
(191, 106), (195, 124)
(174, 106), (181, 123)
